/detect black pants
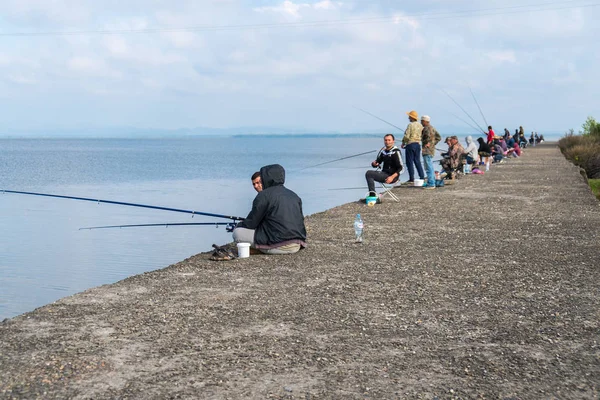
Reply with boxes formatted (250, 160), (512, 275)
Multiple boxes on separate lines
(365, 170), (392, 193)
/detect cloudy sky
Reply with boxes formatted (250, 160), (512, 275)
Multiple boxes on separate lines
(0, 0), (598, 136)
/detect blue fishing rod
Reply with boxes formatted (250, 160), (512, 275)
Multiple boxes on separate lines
(1, 189), (245, 222)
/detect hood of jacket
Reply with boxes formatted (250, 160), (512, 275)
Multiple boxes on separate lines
(477, 137), (485, 145)
(466, 136), (473, 145)
(260, 164), (285, 189)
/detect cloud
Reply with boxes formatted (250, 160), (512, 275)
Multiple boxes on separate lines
(486, 50), (517, 64)
(0, 0), (598, 132)
(67, 56), (122, 78)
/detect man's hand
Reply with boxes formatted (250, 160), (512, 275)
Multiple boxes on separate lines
(385, 174), (397, 184)
(424, 143), (430, 148)
(371, 161), (379, 168)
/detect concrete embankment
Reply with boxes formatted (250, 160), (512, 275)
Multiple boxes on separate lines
(1, 143), (599, 399)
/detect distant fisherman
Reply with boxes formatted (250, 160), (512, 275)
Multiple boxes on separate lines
(421, 115), (441, 189)
(487, 125), (495, 144)
(402, 110), (425, 185)
(233, 164), (307, 254)
(366, 134), (404, 198)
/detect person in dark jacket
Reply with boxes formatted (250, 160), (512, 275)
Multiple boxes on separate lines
(477, 137), (492, 164)
(365, 134), (404, 197)
(233, 164), (307, 255)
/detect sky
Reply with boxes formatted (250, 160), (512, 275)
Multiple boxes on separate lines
(0, 0), (598, 136)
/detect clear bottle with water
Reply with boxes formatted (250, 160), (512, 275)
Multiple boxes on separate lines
(354, 214), (364, 243)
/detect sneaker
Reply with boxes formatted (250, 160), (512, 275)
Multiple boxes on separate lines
(402, 180), (414, 186)
(423, 185), (436, 190)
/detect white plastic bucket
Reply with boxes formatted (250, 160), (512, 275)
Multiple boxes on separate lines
(237, 242), (251, 258)
(413, 179), (424, 187)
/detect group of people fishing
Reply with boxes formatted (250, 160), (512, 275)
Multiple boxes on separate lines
(224, 111), (540, 258)
(364, 110), (534, 197)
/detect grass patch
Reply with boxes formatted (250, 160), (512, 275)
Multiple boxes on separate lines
(589, 179), (600, 200)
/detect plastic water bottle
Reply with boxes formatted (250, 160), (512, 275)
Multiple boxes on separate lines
(354, 214), (364, 243)
(485, 160), (490, 171)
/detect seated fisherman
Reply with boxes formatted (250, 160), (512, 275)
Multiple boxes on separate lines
(233, 164), (307, 254)
(440, 135), (464, 179)
(251, 171), (263, 193)
(492, 139), (504, 163)
(477, 137), (492, 164)
(365, 134), (404, 197)
(463, 135), (479, 165)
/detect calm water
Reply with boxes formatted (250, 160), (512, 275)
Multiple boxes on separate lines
(0, 133), (562, 319)
(0, 136), (395, 319)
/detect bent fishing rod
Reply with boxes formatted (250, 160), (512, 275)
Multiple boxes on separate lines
(440, 89), (486, 134)
(354, 106), (405, 133)
(1, 189), (245, 222)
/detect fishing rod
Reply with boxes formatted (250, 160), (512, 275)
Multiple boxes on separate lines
(354, 106), (405, 133)
(448, 111), (486, 136)
(440, 89), (486, 134)
(1, 189), (245, 221)
(80, 222), (237, 231)
(469, 86), (489, 128)
(299, 150), (376, 171)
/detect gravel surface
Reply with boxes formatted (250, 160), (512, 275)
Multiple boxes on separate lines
(1, 143), (599, 399)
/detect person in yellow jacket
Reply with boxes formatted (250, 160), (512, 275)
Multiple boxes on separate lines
(401, 110), (425, 184)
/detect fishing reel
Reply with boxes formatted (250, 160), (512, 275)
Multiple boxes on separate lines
(225, 222), (237, 233)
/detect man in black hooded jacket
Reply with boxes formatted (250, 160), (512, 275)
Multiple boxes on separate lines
(233, 164), (307, 254)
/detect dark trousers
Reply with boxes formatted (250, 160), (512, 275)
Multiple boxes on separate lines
(405, 142), (424, 181)
(365, 170), (391, 193)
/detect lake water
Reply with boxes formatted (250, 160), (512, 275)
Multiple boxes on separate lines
(0, 133), (562, 319)
(0, 136), (397, 319)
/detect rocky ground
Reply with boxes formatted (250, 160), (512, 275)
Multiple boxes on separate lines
(1, 143), (599, 399)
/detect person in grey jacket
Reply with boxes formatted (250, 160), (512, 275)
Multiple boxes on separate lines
(233, 164), (307, 254)
(463, 135), (479, 164)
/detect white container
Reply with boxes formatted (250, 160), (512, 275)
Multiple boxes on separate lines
(237, 242), (251, 258)
(413, 179), (424, 187)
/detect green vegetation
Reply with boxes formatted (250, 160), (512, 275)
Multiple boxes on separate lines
(589, 179), (600, 200)
(559, 117), (600, 199)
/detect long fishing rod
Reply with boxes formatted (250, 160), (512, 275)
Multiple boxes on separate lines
(1, 189), (245, 221)
(440, 89), (486, 134)
(80, 222), (237, 231)
(354, 106), (405, 133)
(469, 86), (489, 128)
(448, 111), (486, 136)
(299, 150), (376, 171)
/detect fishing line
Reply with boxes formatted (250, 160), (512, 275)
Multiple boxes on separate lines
(354, 106), (405, 133)
(440, 89), (487, 134)
(448, 111), (487, 136)
(469, 86), (489, 128)
(299, 150), (377, 171)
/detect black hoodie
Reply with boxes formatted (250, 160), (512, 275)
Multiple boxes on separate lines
(477, 137), (491, 153)
(238, 164), (307, 248)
